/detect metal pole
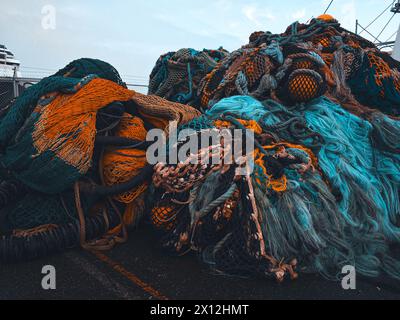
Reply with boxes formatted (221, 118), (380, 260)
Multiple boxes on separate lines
(12, 67), (19, 98)
(356, 19), (358, 34)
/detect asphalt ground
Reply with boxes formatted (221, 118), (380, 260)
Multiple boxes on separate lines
(1, 227), (400, 300)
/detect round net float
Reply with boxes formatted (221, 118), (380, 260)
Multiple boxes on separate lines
(286, 69), (327, 103)
(151, 205), (178, 231)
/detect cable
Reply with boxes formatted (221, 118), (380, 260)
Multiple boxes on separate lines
(359, 0), (396, 35)
(20, 69), (149, 82)
(126, 83), (148, 88)
(324, 0), (334, 14)
(356, 22), (382, 43)
(19, 71), (53, 75)
(385, 29), (398, 42)
(20, 66), (58, 72)
(122, 74), (148, 79)
(376, 12), (397, 41)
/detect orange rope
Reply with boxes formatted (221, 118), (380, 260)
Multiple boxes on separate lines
(254, 149), (288, 193)
(254, 142), (318, 193)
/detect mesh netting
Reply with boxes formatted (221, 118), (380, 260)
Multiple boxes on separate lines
(199, 47), (275, 108)
(149, 48), (228, 107)
(151, 202), (179, 232)
(204, 186), (272, 277)
(5, 192), (77, 231)
(286, 69), (326, 103)
(177, 115), (214, 132)
(54, 58), (126, 87)
(0, 81), (14, 111)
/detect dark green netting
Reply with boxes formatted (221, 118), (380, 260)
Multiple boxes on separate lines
(54, 58), (126, 87)
(348, 52), (400, 117)
(5, 192), (75, 231)
(0, 58), (128, 232)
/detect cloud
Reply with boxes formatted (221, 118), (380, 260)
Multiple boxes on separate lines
(340, 0), (357, 30)
(242, 5), (275, 27)
(292, 9), (307, 21)
(3, 0), (396, 81)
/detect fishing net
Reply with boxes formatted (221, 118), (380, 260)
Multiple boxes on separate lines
(149, 48), (228, 108)
(132, 93), (201, 130)
(0, 76), (134, 194)
(198, 46), (278, 108)
(0, 14), (400, 285)
(54, 58), (126, 87)
(144, 14), (400, 280)
(102, 115), (148, 204)
(0, 58), (201, 257)
(149, 115), (346, 280)
(102, 114), (149, 225)
(5, 192), (75, 231)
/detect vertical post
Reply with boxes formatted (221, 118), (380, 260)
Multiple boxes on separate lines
(12, 67), (19, 98)
(355, 19), (358, 34)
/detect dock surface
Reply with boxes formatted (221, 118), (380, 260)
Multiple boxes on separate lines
(1, 228), (399, 300)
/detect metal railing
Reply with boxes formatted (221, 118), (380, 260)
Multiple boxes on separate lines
(0, 76), (148, 109)
(0, 76), (39, 109)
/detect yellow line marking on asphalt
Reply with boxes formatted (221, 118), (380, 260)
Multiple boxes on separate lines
(91, 251), (169, 300)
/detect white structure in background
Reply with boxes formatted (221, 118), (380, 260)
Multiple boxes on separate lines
(0, 45), (21, 78)
(392, 1), (400, 61)
(393, 24), (400, 61)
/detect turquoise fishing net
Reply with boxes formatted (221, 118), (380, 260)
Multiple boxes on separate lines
(205, 95), (400, 279)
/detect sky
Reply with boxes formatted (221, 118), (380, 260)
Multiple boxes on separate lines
(2, 0), (400, 89)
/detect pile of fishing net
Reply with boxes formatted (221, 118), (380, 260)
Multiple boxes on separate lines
(0, 58), (200, 260)
(148, 14), (400, 281)
(0, 13), (399, 283)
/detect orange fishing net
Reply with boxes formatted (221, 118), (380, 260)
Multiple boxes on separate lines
(214, 119), (263, 135)
(368, 52), (392, 87)
(292, 59), (316, 70)
(312, 28), (338, 48)
(254, 149), (288, 193)
(316, 14), (336, 22)
(32, 78), (134, 174)
(151, 205), (178, 231)
(321, 53), (334, 67)
(287, 71), (322, 103)
(102, 115), (148, 204)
